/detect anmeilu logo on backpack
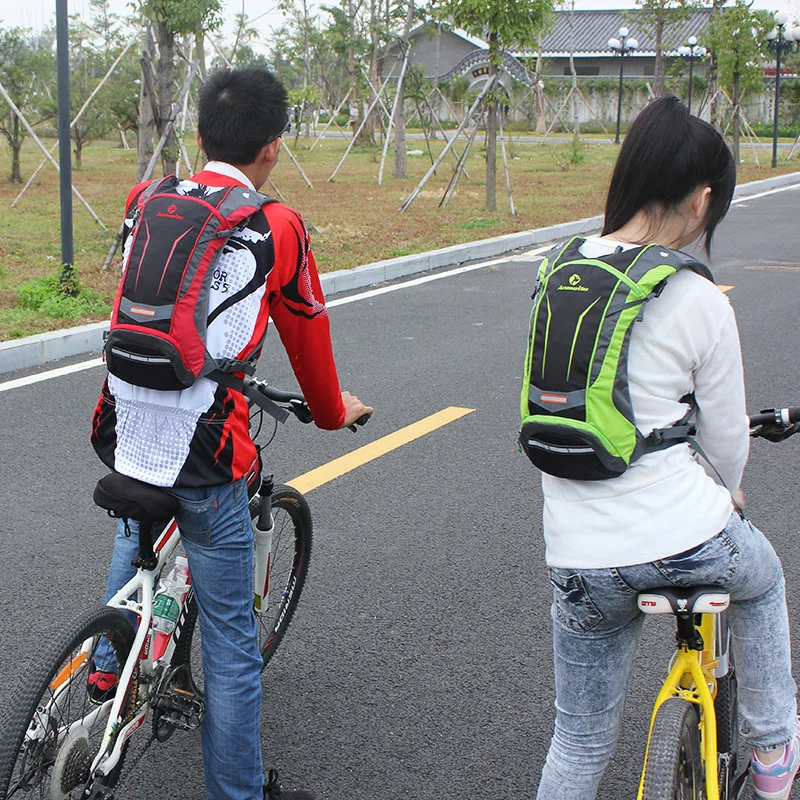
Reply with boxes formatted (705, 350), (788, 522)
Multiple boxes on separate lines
(105, 176), (274, 391)
(519, 237), (714, 480)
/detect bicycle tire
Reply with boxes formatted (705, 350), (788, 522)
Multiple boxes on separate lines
(0, 606), (136, 800)
(642, 698), (704, 800)
(175, 484), (313, 694)
(715, 670), (739, 757)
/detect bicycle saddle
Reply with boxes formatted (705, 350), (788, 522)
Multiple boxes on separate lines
(637, 585), (730, 616)
(94, 472), (179, 524)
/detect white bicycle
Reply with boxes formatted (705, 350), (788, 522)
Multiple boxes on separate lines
(0, 380), (325, 800)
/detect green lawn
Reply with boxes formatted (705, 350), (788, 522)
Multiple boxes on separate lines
(0, 133), (796, 341)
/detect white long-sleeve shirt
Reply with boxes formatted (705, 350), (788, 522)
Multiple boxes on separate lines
(541, 238), (749, 569)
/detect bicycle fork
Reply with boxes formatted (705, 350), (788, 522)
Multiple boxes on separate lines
(254, 475), (275, 614)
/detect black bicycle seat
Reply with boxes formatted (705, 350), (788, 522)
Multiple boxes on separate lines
(637, 585), (730, 616)
(94, 472), (179, 524)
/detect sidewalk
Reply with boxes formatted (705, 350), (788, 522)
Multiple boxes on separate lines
(2, 170), (799, 375)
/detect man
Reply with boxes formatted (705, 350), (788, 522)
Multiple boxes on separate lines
(91, 67), (373, 800)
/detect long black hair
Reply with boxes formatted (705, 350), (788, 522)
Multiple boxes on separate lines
(601, 96), (735, 253)
(198, 67), (289, 165)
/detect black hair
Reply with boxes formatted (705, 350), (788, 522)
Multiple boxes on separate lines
(601, 96), (735, 253)
(197, 67), (289, 165)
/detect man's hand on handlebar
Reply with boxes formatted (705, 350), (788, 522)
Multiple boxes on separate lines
(341, 391), (373, 430)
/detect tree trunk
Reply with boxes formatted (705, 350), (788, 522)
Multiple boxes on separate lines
(568, 0), (579, 141)
(732, 73), (740, 164)
(156, 21), (177, 176)
(362, 0), (380, 144)
(137, 27), (156, 181)
(10, 138), (21, 183)
(485, 45), (498, 213)
(348, 0), (359, 140)
(708, 0), (724, 129)
(196, 30), (208, 82)
(74, 135), (83, 169)
(392, 0), (414, 179)
(535, 37), (546, 134)
(654, 17), (666, 97)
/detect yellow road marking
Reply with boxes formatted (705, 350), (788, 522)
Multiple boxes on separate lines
(719, 285), (733, 293)
(287, 406), (475, 494)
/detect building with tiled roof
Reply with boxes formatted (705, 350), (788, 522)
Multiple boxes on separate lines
(522, 8), (713, 77)
(381, 10), (713, 84)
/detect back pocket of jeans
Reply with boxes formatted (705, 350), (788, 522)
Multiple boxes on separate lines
(548, 569), (603, 633)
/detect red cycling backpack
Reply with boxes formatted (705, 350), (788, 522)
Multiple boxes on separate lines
(105, 176), (275, 391)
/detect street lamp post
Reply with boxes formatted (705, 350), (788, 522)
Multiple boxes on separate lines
(609, 27), (639, 144)
(677, 36), (707, 115)
(766, 11), (800, 168)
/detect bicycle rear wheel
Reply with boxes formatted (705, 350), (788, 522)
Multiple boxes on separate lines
(642, 698), (704, 800)
(175, 484), (313, 693)
(0, 606), (136, 800)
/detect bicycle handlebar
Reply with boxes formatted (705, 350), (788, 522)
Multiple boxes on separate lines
(244, 377), (369, 431)
(748, 407), (800, 442)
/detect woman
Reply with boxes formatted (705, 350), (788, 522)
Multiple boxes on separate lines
(535, 96), (798, 800)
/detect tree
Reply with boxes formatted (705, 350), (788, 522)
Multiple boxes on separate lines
(68, 2), (136, 167)
(81, 0), (140, 145)
(0, 27), (55, 182)
(135, 0), (222, 176)
(704, 1), (771, 163)
(633, 0), (700, 97)
(432, 0), (553, 211)
(392, 0), (415, 178)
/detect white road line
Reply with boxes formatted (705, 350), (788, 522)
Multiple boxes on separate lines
(327, 243), (551, 308)
(0, 246), (551, 393)
(0, 358), (104, 393)
(3, 177), (797, 394)
(731, 183), (800, 204)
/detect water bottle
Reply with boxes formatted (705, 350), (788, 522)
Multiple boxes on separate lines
(153, 556), (190, 635)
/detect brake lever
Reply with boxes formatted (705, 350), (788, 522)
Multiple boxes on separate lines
(289, 399), (314, 424)
(753, 422), (800, 442)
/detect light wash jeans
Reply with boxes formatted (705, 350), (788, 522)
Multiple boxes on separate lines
(96, 478), (265, 800)
(537, 511), (797, 800)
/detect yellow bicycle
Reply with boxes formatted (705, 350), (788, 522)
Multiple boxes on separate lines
(637, 405), (800, 800)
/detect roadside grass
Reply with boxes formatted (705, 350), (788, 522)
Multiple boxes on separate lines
(0, 133), (797, 342)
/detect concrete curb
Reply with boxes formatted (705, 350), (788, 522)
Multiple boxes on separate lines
(2, 170), (799, 375)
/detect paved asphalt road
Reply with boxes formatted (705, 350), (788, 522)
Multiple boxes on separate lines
(1, 185), (799, 800)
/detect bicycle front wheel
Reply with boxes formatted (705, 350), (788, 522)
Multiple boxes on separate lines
(176, 484), (313, 693)
(0, 606), (136, 800)
(642, 698), (704, 800)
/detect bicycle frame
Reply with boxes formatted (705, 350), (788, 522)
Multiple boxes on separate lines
(91, 519), (183, 777)
(67, 505), (277, 783)
(638, 612), (728, 800)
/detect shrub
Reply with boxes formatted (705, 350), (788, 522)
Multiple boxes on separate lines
(17, 273), (110, 320)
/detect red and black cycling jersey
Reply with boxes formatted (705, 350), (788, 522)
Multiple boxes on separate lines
(92, 168), (345, 488)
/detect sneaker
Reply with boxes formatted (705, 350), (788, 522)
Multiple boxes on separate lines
(87, 659), (119, 705)
(751, 720), (800, 800)
(263, 769), (316, 800)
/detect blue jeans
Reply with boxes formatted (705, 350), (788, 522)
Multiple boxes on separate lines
(96, 479), (265, 800)
(537, 511), (797, 800)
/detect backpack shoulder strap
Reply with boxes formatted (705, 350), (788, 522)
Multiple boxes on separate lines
(629, 243), (715, 284)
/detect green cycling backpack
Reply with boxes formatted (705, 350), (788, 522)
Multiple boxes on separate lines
(519, 236), (714, 480)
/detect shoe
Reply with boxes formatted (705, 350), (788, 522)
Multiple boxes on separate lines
(263, 769), (316, 800)
(751, 719), (800, 800)
(87, 659), (119, 705)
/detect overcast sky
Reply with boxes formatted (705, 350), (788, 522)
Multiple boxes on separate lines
(1, 0), (797, 42)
